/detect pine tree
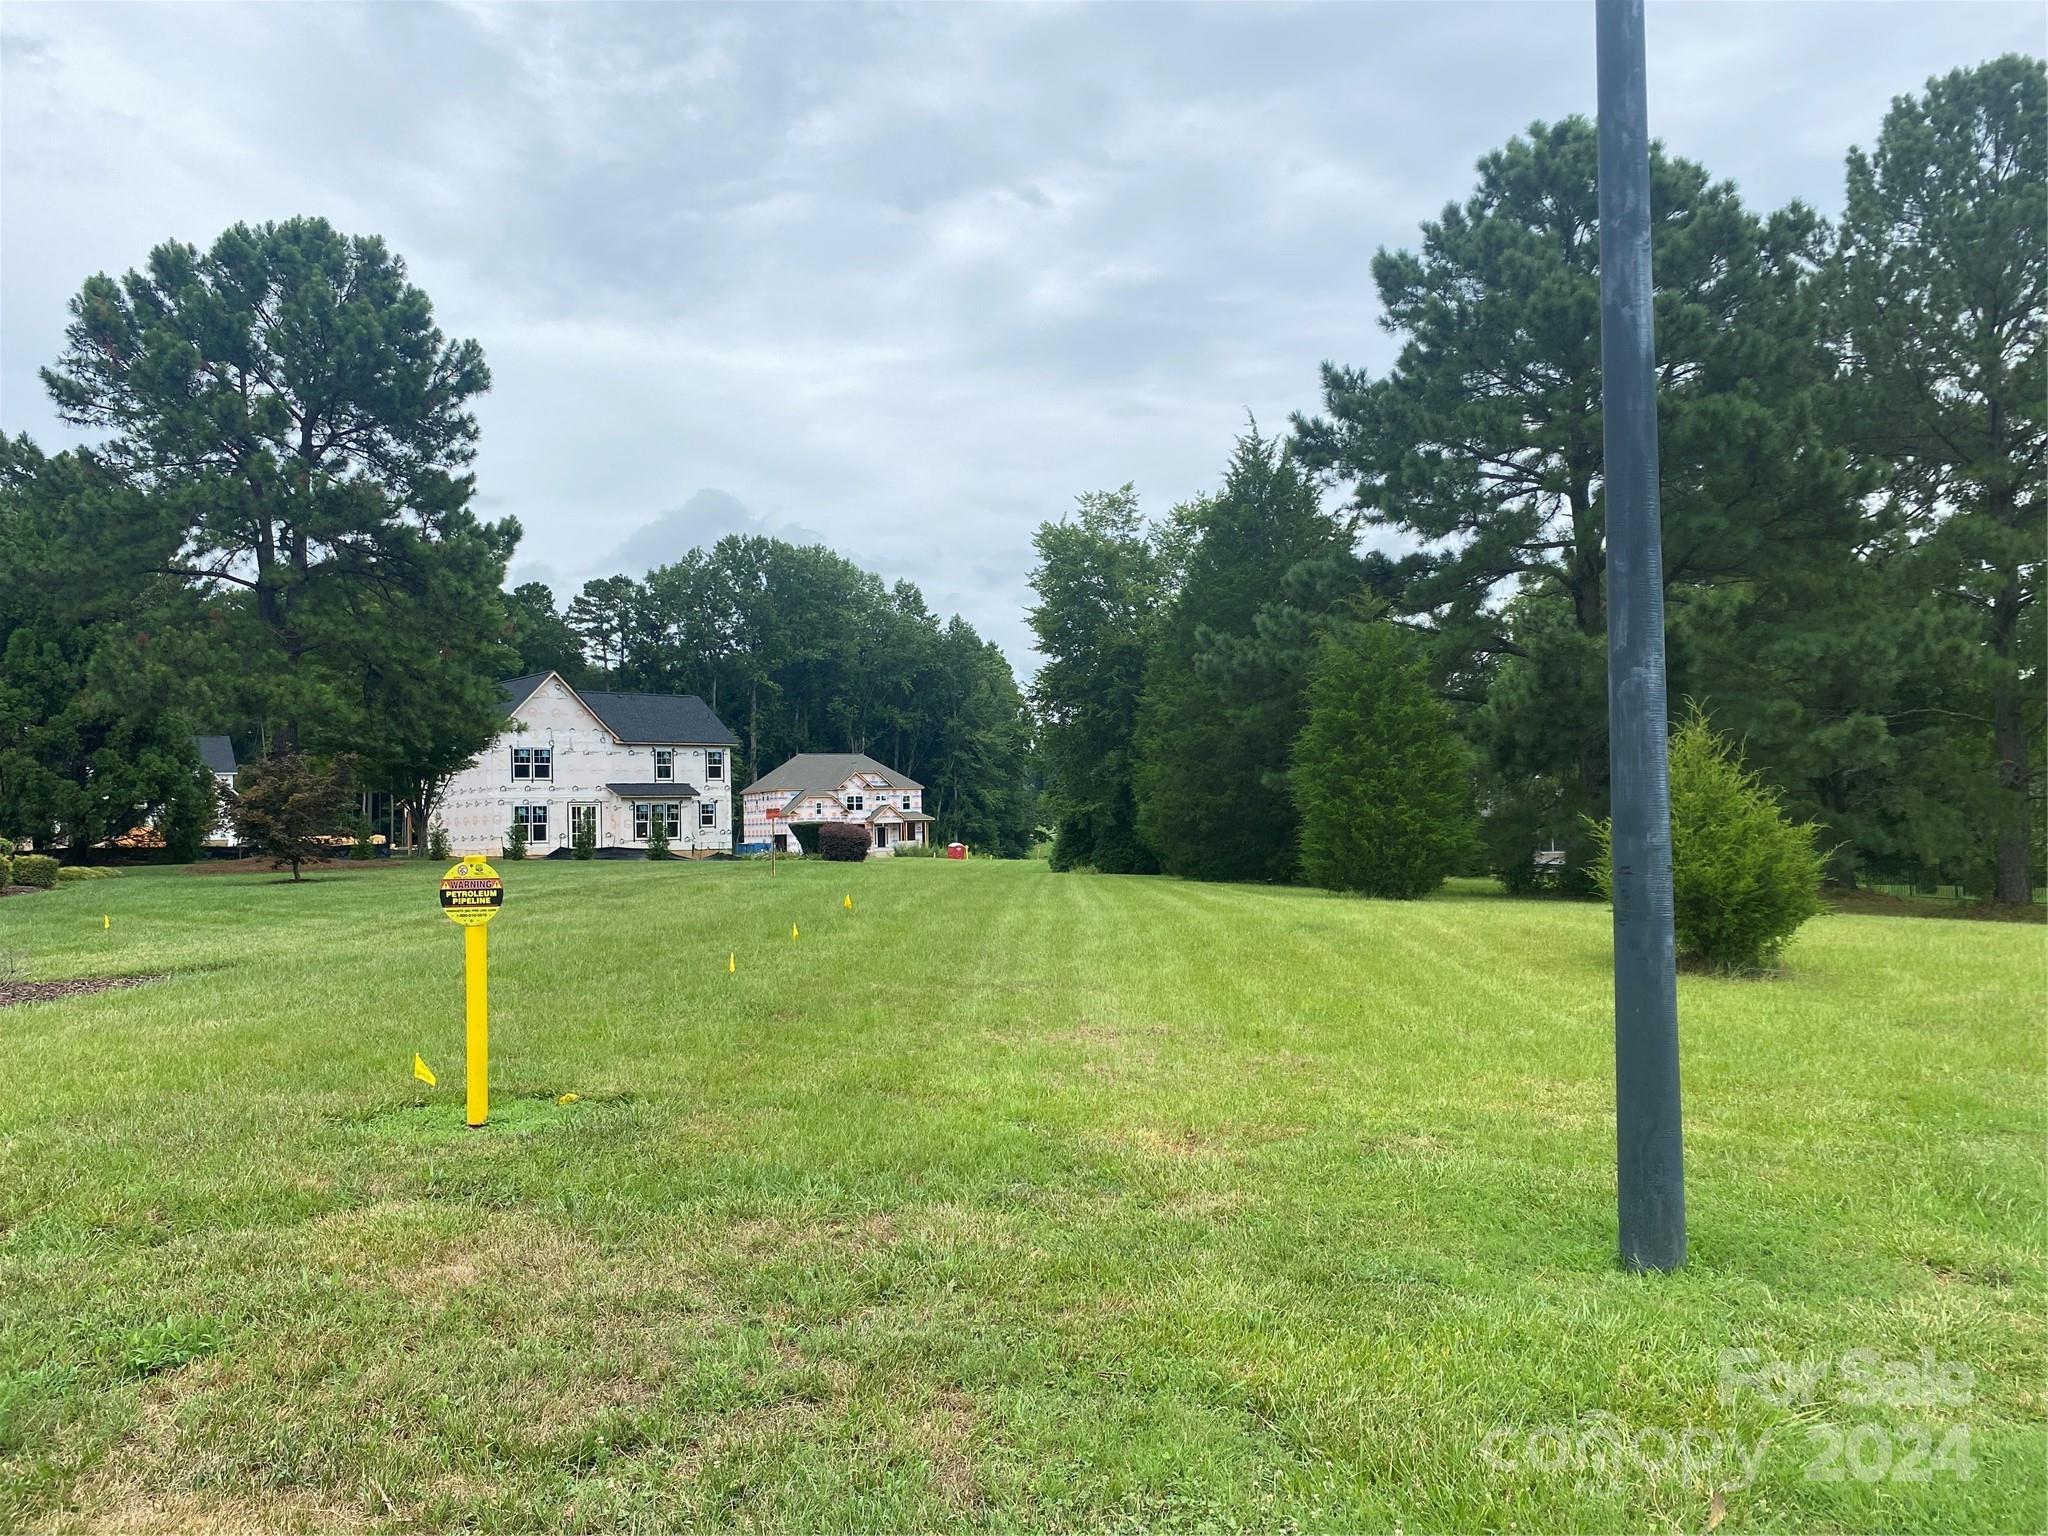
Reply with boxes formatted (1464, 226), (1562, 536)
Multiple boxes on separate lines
(1292, 618), (1475, 899)
(1133, 427), (1353, 882)
(1833, 56), (2046, 903)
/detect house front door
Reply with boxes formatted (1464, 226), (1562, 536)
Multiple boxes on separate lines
(570, 803), (599, 848)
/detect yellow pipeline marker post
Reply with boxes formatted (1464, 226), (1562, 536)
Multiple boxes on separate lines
(438, 856), (504, 1128)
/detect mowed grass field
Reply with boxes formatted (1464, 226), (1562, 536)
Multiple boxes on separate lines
(1, 858), (2041, 1534)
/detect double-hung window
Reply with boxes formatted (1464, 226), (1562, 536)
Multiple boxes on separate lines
(654, 749), (673, 782)
(900, 795), (912, 810)
(846, 793), (864, 812)
(698, 800), (717, 829)
(706, 750), (725, 782)
(514, 803), (549, 842)
(511, 747), (551, 781)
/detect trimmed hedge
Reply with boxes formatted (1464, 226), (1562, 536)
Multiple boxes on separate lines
(13, 855), (60, 889)
(818, 822), (871, 862)
(56, 865), (120, 883)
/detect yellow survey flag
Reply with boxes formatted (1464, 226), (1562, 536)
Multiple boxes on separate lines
(557, 1092), (580, 1105)
(728, 952), (736, 974)
(412, 1054), (437, 1087)
(103, 914), (110, 929)
(791, 923), (800, 941)
(843, 893), (853, 911)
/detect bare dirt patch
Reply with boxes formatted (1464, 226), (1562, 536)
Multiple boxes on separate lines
(0, 974), (163, 1008)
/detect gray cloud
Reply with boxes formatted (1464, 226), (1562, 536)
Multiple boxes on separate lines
(4, 1), (2039, 672)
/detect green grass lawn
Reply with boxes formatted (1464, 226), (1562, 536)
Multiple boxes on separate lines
(2, 859), (2041, 1533)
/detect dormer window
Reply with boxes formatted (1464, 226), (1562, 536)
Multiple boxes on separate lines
(706, 749), (725, 782)
(654, 749), (673, 782)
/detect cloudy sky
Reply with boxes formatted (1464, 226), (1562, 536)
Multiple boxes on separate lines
(3, 2), (2038, 670)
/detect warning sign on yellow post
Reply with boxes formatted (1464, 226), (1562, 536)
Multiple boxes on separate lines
(439, 857), (503, 925)
(440, 857), (503, 1127)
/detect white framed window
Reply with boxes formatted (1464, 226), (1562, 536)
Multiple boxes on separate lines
(514, 803), (549, 842)
(511, 747), (551, 781)
(847, 793), (864, 811)
(811, 801), (823, 816)
(654, 748), (673, 782)
(901, 795), (912, 809)
(706, 749), (725, 782)
(511, 747), (532, 779)
(698, 800), (717, 829)
(634, 803), (680, 840)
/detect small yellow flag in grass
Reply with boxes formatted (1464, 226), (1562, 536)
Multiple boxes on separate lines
(412, 1054), (436, 1087)
(728, 951), (737, 974)
(557, 1092), (581, 1105)
(843, 893), (854, 911)
(791, 923), (800, 941)
(103, 914), (110, 930)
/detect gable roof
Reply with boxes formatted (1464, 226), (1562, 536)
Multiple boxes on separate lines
(195, 735), (237, 776)
(742, 752), (923, 796)
(502, 674), (736, 745)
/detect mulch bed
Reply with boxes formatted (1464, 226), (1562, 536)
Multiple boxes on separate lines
(0, 884), (49, 899)
(1826, 888), (2046, 924)
(182, 856), (417, 876)
(0, 974), (164, 1008)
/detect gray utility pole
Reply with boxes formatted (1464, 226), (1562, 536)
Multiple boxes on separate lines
(1595, 0), (1685, 1272)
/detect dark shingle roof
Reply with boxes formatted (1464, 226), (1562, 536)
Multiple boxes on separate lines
(742, 752), (922, 795)
(195, 735), (237, 776)
(502, 674), (736, 745)
(605, 782), (702, 798)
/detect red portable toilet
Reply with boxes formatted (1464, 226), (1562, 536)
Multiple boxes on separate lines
(946, 842), (967, 860)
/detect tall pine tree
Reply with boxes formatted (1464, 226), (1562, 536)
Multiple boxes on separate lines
(1833, 56), (2046, 902)
(1132, 427), (1352, 882)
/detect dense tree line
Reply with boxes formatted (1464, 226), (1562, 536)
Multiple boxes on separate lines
(1032, 59), (2043, 903)
(2, 219), (1037, 858)
(512, 544), (1038, 856)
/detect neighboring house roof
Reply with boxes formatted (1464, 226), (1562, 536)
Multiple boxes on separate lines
(195, 735), (237, 776)
(742, 752), (924, 796)
(502, 673), (737, 745)
(605, 782), (702, 798)
(869, 805), (933, 823)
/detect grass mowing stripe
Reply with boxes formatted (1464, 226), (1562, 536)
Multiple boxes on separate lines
(0, 859), (2039, 1532)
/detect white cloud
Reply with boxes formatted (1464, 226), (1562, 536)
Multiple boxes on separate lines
(3, 0), (2040, 676)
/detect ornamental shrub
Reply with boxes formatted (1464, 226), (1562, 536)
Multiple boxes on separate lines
(572, 814), (596, 860)
(427, 822), (452, 861)
(0, 837), (16, 859)
(645, 814), (670, 860)
(1591, 704), (1827, 972)
(504, 821), (528, 860)
(0, 856), (9, 886)
(13, 855), (59, 889)
(350, 819), (375, 860)
(56, 865), (118, 882)
(1291, 618), (1477, 899)
(819, 822), (870, 862)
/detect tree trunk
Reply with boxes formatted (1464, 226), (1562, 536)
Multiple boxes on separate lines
(1990, 580), (2032, 904)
